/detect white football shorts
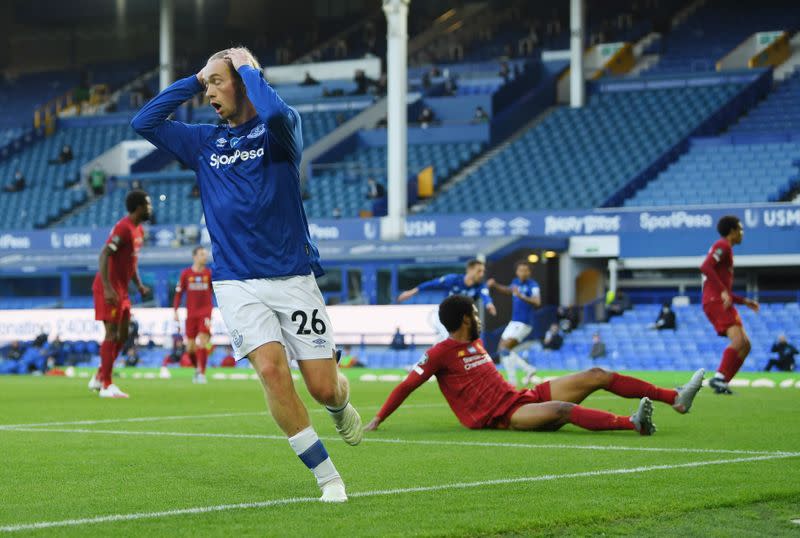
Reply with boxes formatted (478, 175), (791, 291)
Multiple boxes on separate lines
(213, 274), (336, 361)
(501, 321), (533, 342)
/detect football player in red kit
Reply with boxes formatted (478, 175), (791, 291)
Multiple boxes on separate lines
(89, 190), (152, 398)
(173, 246), (214, 383)
(366, 295), (704, 435)
(700, 215), (759, 394)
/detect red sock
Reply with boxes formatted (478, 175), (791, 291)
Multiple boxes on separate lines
(717, 347), (743, 382)
(569, 405), (635, 431)
(99, 340), (116, 388)
(188, 352), (197, 368)
(606, 372), (677, 405)
(196, 348), (208, 374)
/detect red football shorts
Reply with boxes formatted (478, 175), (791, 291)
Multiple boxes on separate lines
(185, 315), (211, 339)
(93, 286), (131, 324)
(489, 381), (552, 430)
(703, 301), (742, 337)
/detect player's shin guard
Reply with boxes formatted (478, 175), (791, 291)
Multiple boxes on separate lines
(99, 340), (116, 387)
(569, 405), (635, 431)
(606, 372), (677, 405)
(716, 347), (743, 382)
(288, 426), (340, 488)
(196, 347), (208, 374)
(499, 349), (517, 386)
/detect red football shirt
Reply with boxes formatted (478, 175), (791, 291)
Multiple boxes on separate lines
(92, 216), (143, 294)
(173, 267), (213, 318)
(376, 338), (520, 429)
(700, 238), (743, 305)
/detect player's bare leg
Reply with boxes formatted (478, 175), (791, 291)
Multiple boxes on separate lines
(710, 325), (750, 394)
(548, 367), (692, 412)
(249, 342), (346, 502)
(499, 338), (537, 388)
(509, 399), (654, 435)
(299, 353), (363, 446)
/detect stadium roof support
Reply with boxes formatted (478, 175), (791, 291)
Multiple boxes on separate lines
(382, 0), (410, 240)
(159, 0), (175, 91)
(570, 0), (585, 108)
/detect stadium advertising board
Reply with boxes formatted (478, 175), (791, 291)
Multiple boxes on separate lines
(403, 203), (800, 258)
(0, 305), (439, 346)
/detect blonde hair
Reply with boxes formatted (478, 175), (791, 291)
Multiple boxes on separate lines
(207, 46), (261, 71)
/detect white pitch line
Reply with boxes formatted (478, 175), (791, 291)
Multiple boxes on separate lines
(0, 453), (796, 533)
(0, 404), (443, 431)
(4, 426), (797, 458)
(0, 411), (266, 430)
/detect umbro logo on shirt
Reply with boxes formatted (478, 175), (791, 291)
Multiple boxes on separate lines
(215, 137), (227, 148)
(247, 124), (266, 138)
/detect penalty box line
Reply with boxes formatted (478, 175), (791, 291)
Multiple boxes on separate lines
(4, 426), (799, 458)
(0, 452), (798, 533)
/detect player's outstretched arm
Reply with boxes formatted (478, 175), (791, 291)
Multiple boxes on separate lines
(488, 279), (513, 295)
(397, 288), (419, 302)
(365, 367), (432, 431)
(130, 74), (209, 169)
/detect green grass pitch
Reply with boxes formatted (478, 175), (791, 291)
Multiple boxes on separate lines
(1, 369), (799, 536)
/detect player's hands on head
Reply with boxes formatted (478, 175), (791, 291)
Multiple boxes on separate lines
(103, 286), (119, 306)
(196, 65), (209, 88)
(364, 417), (381, 432)
(224, 48), (251, 71)
(487, 303), (497, 316)
(721, 290), (732, 309)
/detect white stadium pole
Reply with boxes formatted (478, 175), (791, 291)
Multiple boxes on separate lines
(159, 0), (175, 91)
(570, 0), (585, 108)
(382, 0), (410, 240)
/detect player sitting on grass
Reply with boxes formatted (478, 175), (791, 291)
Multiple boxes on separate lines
(366, 295), (704, 435)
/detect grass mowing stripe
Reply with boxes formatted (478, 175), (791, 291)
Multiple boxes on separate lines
(1, 453), (796, 533)
(3, 426), (797, 457)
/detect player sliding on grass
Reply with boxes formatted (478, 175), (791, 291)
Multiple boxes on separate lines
(88, 190), (152, 399)
(132, 47), (361, 502)
(173, 246), (213, 384)
(487, 260), (540, 388)
(700, 215), (759, 395)
(366, 295), (704, 435)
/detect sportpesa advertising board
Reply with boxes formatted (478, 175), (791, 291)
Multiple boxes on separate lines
(0, 203), (796, 259)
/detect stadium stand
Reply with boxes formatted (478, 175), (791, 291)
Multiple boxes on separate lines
(0, 123), (135, 229)
(730, 68), (800, 134)
(518, 302), (800, 374)
(421, 81), (749, 214)
(644, 0), (800, 75)
(305, 141), (485, 219)
(624, 138), (800, 206)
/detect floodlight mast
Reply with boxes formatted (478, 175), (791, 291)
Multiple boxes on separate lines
(382, 0), (410, 240)
(570, 0), (585, 108)
(159, 0), (175, 91)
